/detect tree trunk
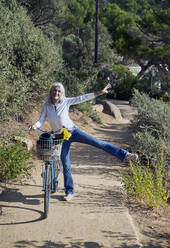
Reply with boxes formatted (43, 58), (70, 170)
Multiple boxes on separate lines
(94, 0), (98, 64)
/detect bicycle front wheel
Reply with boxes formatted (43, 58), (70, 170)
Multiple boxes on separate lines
(44, 164), (52, 218)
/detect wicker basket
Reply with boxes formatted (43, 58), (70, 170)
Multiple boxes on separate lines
(36, 133), (63, 161)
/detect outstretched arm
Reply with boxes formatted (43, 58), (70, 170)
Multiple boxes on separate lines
(94, 83), (111, 97)
(68, 83), (112, 106)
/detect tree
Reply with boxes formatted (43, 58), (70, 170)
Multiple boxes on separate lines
(16, 0), (66, 41)
(62, 34), (84, 69)
(101, 1), (170, 78)
(65, 0), (95, 35)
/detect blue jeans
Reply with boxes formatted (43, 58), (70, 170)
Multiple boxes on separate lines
(61, 127), (128, 195)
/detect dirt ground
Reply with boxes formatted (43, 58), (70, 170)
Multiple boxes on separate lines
(0, 101), (169, 248)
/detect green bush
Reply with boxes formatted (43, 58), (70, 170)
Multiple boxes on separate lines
(76, 101), (101, 123)
(0, 1), (62, 120)
(112, 65), (137, 100)
(132, 131), (161, 161)
(0, 139), (32, 183)
(131, 89), (170, 166)
(122, 157), (169, 209)
(122, 89), (169, 209)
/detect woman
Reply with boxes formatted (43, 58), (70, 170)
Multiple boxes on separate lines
(30, 82), (138, 201)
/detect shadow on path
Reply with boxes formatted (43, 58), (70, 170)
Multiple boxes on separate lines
(0, 188), (41, 205)
(0, 205), (44, 225)
(13, 239), (167, 248)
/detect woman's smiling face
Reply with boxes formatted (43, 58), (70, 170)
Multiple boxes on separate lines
(51, 86), (62, 103)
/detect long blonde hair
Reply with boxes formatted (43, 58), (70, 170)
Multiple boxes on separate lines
(48, 82), (66, 103)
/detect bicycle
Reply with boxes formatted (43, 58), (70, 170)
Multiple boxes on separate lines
(36, 128), (65, 219)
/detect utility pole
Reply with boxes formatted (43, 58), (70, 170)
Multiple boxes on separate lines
(94, 0), (98, 64)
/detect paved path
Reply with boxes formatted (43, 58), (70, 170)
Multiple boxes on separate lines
(0, 102), (142, 248)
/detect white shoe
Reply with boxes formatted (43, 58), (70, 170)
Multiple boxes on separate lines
(64, 194), (74, 201)
(125, 152), (138, 162)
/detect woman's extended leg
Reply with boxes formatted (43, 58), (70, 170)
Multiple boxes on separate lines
(61, 127), (138, 200)
(70, 127), (127, 161)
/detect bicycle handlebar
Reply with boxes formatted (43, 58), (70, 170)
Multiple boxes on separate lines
(37, 127), (62, 135)
(35, 127), (71, 141)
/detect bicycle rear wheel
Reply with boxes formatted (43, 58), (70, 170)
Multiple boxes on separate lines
(44, 164), (51, 218)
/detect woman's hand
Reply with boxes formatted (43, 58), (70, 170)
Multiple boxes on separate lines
(29, 125), (36, 131)
(101, 83), (111, 94)
(94, 83), (111, 97)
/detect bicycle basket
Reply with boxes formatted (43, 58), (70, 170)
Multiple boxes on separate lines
(36, 132), (64, 160)
(37, 133), (54, 160)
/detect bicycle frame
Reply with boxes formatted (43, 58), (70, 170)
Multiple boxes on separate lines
(42, 157), (63, 192)
(36, 128), (64, 218)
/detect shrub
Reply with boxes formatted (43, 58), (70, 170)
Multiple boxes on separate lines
(0, 1), (62, 120)
(76, 101), (101, 123)
(112, 65), (138, 100)
(0, 138), (32, 183)
(131, 89), (170, 166)
(132, 131), (161, 161)
(122, 156), (169, 209)
(122, 89), (169, 209)
(62, 34), (84, 69)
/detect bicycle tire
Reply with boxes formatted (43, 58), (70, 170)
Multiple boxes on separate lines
(51, 158), (62, 193)
(44, 164), (51, 218)
(51, 166), (59, 193)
